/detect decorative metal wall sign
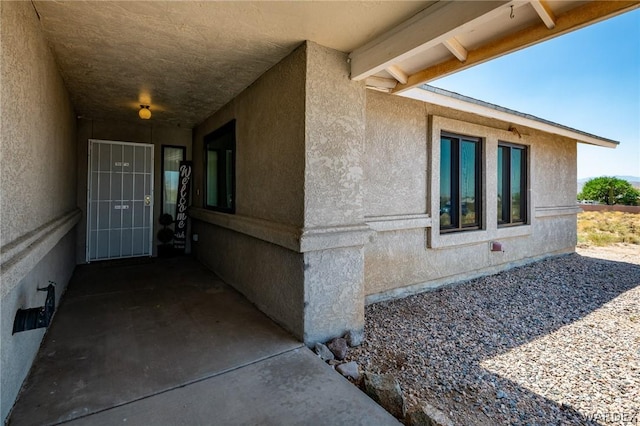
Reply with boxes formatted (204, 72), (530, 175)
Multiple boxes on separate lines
(174, 161), (192, 251)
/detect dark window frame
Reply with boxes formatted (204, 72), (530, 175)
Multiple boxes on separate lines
(440, 132), (483, 233)
(204, 120), (236, 214)
(160, 145), (186, 218)
(498, 142), (528, 226)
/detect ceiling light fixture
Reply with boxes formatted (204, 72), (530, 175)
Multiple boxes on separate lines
(138, 105), (151, 120)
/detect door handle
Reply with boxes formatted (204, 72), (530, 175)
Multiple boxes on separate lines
(144, 195), (151, 206)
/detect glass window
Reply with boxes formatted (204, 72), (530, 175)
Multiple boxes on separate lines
(440, 138), (453, 227)
(204, 120), (236, 213)
(440, 133), (482, 231)
(161, 146), (186, 219)
(498, 143), (527, 225)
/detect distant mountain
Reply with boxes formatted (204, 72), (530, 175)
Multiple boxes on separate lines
(577, 175), (640, 193)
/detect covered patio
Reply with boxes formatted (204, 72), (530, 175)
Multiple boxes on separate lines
(2, 1), (638, 422)
(8, 257), (397, 425)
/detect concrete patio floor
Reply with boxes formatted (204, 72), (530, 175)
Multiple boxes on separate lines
(8, 257), (398, 426)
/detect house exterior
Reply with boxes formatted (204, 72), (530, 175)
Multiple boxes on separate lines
(188, 42), (619, 346)
(1, 0), (636, 421)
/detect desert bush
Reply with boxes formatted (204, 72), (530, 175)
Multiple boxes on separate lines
(577, 211), (640, 246)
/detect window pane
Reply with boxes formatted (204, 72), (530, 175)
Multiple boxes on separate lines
(162, 147), (184, 217)
(225, 150), (233, 209)
(440, 138), (453, 228)
(204, 120), (235, 213)
(207, 150), (218, 207)
(511, 148), (523, 222)
(460, 140), (477, 226)
(497, 147), (504, 223)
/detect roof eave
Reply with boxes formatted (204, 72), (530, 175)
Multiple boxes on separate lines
(400, 86), (620, 149)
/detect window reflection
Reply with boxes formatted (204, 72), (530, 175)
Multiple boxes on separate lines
(440, 134), (481, 231)
(511, 149), (522, 222)
(497, 143), (527, 226)
(162, 146), (185, 219)
(440, 138), (452, 227)
(204, 120), (236, 213)
(461, 140), (477, 226)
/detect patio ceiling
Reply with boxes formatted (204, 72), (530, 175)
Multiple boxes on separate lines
(355, 0), (639, 93)
(31, 1), (638, 128)
(32, 1), (433, 127)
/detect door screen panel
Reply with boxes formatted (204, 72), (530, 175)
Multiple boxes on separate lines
(87, 140), (154, 261)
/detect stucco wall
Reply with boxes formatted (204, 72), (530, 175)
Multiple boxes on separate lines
(1, 3), (77, 244)
(192, 45), (306, 226)
(304, 43), (366, 228)
(191, 43), (307, 339)
(75, 119), (192, 263)
(302, 42), (367, 343)
(0, 233), (76, 422)
(0, 2), (78, 421)
(191, 42), (369, 344)
(364, 90), (578, 301)
(194, 221), (305, 337)
(364, 92), (427, 217)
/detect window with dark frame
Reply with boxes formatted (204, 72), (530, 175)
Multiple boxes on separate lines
(161, 145), (186, 219)
(498, 142), (527, 226)
(204, 120), (236, 213)
(439, 133), (482, 232)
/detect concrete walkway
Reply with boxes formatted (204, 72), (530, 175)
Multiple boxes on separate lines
(8, 257), (398, 426)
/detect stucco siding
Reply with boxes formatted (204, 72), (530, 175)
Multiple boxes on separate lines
(363, 91), (579, 300)
(0, 232), (76, 421)
(192, 42), (369, 344)
(302, 42), (367, 343)
(193, 220), (305, 339)
(1, 2), (76, 244)
(0, 2), (77, 421)
(364, 91), (427, 217)
(304, 42), (366, 228)
(193, 43), (306, 227)
(533, 133), (578, 208)
(191, 43), (307, 340)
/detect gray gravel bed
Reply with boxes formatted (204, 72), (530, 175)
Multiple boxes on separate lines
(347, 251), (640, 425)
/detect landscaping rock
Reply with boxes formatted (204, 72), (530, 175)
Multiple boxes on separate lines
(405, 403), (453, 426)
(363, 372), (406, 419)
(327, 337), (348, 360)
(314, 343), (335, 362)
(344, 329), (364, 347)
(347, 251), (640, 425)
(336, 361), (360, 381)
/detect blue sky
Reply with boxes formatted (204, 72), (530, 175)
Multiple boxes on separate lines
(429, 8), (640, 180)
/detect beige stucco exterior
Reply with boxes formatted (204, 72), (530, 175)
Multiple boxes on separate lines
(191, 42), (369, 344)
(1, 3), (608, 420)
(188, 44), (582, 345)
(191, 43), (307, 340)
(363, 90), (579, 301)
(0, 2), (78, 420)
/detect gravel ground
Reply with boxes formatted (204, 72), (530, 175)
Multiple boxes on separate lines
(347, 246), (640, 425)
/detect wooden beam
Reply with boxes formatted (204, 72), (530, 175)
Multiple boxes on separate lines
(365, 76), (397, 90)
(393, 1), (640, 93)
(349, 1), (511, 81)
(443, 37), (468, 62)
(530, 0), (556, 29)
(386, 65), (408, 84)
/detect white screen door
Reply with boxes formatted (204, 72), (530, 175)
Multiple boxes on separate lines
(87, 140), (154, 261)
